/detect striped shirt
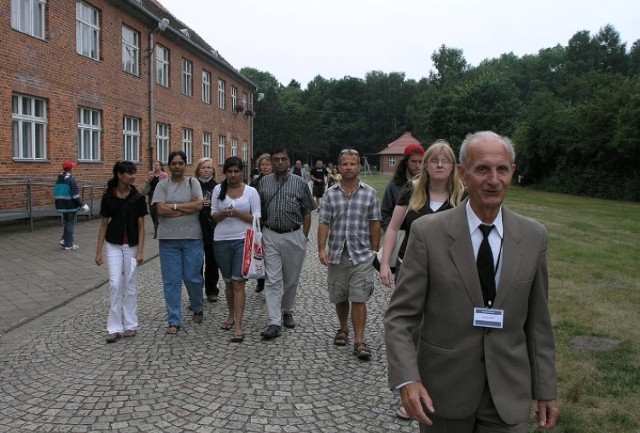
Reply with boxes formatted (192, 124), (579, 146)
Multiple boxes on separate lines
(319, 181), (381, 265)
(258, 173), (316, 231)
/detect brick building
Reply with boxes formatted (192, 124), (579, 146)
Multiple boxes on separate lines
(1, 0), (256, 210)
(376, 132), (422, 174)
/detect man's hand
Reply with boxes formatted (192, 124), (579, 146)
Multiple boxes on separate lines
(400, 382), (435, 425)
(536, 399), (559, 430)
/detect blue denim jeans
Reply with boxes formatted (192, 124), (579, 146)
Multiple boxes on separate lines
(159, 239), (204, 326)
(62, 212), (77, 247)
(213, 239), (245, 282)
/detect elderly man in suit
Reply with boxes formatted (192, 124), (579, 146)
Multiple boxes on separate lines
(384, 131), (559, 432)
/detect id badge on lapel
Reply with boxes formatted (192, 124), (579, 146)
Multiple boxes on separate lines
(473, 308), (504, 329)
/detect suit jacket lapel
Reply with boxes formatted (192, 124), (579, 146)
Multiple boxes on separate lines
(448, 203), (485, 307)
(494, 206), (522, 308)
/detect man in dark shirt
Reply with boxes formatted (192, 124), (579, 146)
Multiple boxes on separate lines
(309, 160), (329, 208)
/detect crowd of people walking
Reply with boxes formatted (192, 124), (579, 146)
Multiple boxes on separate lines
(69, 130), (558, 431)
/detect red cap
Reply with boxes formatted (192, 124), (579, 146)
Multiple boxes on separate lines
(62, 161), (76, 171)
(403, 143), (425, 157)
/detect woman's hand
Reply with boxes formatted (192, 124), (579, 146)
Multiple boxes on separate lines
(95, 252), (103, 266)
(379, 263), (394, 288)
(136, 251), (144, 265)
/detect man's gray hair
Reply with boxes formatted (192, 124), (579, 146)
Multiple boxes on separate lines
(459, 131), (516, 166)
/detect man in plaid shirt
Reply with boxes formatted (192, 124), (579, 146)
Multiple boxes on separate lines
(317, 149), (381, 360)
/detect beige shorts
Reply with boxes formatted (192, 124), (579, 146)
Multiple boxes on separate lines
(327, 249), (374, 303)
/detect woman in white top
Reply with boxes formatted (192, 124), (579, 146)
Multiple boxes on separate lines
(211, 157), (261, 342)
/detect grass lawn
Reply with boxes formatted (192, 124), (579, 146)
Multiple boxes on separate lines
(361, 173), (640, 433)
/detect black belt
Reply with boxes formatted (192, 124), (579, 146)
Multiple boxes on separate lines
(265, 225), (300, 234)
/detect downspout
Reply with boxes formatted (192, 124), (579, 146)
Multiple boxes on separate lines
(148, 31), (155, 171)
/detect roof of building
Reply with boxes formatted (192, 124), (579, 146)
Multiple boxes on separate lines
(377, 132), (423, 156)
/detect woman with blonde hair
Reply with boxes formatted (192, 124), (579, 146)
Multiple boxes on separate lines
(195, 157), (220, 303)
(378, 139), (465, 418)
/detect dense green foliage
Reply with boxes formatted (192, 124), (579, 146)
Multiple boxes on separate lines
(242, 24), (640, 201)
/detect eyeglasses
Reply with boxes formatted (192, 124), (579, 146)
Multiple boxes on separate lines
(340, 149), (359, 156)
(428, 159), (452, 166)
(271, 157), (289, 163)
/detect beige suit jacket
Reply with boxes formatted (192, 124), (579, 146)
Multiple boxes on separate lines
(384, 201), (557, 424)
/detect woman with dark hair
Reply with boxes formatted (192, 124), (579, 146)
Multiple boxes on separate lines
(152, 150), (204, 335)
(95, 161), (148, 343)
(195, 157), (220, 303)
(250, 153), (272, 293)
(146, 160), (168, 238)
(211, 156), (261, 342)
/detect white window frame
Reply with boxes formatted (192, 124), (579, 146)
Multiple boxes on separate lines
(12, 94), (47, 160)
(156, 44), (169, 87)
(182, 128), (193, 164)
(388, 156), (396, 167)
(156, 123), (170, 163)
(123, 116), (140, 162)
(231, 86), (238, 111)
(77, 107), (101, 162)
(11, 0), (45, 39)
(202, 70), (211, 104)
(242, 93), (248, 109)
(231, 138), (238, 157)
(202, 132), (212, 158)
(76, 1), (99, 60)
(122, 25), (140, 75)
(242, 141), (248, 162)
(182, 59), (192, 96)
(217, 135), (225, 164)
(218, 79), (225, 109)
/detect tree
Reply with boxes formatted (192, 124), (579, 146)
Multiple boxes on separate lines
(594, 24), (628, 74)
(429, 45), (469, 87)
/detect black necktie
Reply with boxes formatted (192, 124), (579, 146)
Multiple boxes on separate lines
(477, 224), (496, 307)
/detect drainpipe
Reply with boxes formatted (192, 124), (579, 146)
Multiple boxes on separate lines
(148, 18), (169, 171)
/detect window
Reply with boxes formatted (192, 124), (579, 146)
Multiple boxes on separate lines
(77, 107), (101, 161)
(231, 86), (238, 111)
(11, 0), (45, 39)
(157, 123), (169, 163)
(217, 135), (225, 163)
(123, 116), (140, 162)
(122, 25), (139, 75)
(12, 94), (47, 160)
(76, 2), (99, 60)
(202, 132), (211, 158)
(388, 156), (396, 167)
(156, 44), (169, 87)
(202, 70), (211, 104)
(242, 141), (248, 162)
(218, 79), (225, 109)
(242, 92), (248, 109)
(182, 128), (193, 164)
(182, 59), (192, 96)
(231, 138), (238, 157)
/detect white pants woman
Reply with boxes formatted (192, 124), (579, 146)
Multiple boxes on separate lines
(105, 242), (139, 334)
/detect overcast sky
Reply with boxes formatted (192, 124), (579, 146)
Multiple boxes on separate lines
(157, 0), (640, 88)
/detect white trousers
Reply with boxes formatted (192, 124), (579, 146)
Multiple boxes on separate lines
(105, 242), (139, 333)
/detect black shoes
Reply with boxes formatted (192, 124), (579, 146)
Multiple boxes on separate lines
(260, 325), (282, 339)
(282, 313), (296, 329)
(255, 279), (265, 293)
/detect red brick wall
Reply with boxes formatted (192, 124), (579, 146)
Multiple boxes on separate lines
(0, 0), (254, 210)
(379, 154), (402, 175)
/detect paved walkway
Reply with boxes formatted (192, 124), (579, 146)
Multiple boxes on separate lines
(0, 214), (418, 432)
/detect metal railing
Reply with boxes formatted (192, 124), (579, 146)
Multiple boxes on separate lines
(0, 176), (100, 231)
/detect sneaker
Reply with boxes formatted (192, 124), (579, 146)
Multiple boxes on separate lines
(206, 294), (218, 303)
(282, 313), (296, 329)
(59, 239), (64, 246)
(260, 325), (281, 339)
(64, 244), (80, 250)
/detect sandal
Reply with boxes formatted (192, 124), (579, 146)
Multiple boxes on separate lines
(220, 320), (235, 331)
(334, 329), (348, 346)
(123, 330), (137, 338)
(193, 311), (203, 324)
(230, 333), (245, 343)
(165, 325), (180, 335)
(106, 333), (121, 343)
(353, 342), (371, 360)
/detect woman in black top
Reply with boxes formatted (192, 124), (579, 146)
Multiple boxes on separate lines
(96, 161), (148, 343)
(195, 157), (220, 303)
